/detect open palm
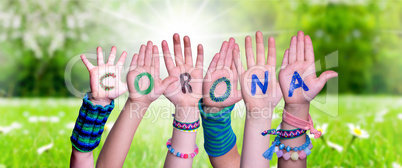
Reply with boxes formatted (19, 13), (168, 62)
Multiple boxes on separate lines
(80, 46), (128, 101)
(127, 41), (177, 103)
(203, 38), (242, 108)
(162, 34), (204, 107)
(279, 31), (338, 105)
(234, 32), (282, 111)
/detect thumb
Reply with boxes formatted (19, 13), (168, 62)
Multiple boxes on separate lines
(317, 70), (338, 89)
(161, 76), (178, 91)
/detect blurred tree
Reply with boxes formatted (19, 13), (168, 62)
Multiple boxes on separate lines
(0, 0), (98, 96)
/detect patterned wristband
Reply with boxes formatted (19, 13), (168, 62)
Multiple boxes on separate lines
(70, 93), (114, 152)
(262, 128), (307, 139)
(199, 98), (237, 157)
(173, 118), (200, 132)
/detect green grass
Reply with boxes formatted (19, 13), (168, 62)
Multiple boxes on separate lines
(0, 95), (401, 167)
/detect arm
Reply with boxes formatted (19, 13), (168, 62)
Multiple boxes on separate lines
(161, 34), (204, 167)
(234, 31), (282, 167)
(277, 31), (338, 167)
(96, 41), (177, 167)
(201, 38), (242, 168)
(70, 46), (128, 168)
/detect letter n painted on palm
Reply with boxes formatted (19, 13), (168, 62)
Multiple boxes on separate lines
(288, 71), (309, 97)
(251, 71), (269, 96)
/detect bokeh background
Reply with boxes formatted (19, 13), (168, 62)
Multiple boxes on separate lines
(0, 0), (401, 167)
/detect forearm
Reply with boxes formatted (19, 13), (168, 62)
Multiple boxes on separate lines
(278, 104), (309, 168)
(164, 106), (199, 168)
(96, 99), (150, 168)
(241, 106), (273, 167)
(70, 148), (94, 168)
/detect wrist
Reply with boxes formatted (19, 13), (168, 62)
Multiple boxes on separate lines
(87, 92), (112, 106)
(174, 105), (200, 123)
(245, 105), (274, 121)
(283, 103), (309, 120)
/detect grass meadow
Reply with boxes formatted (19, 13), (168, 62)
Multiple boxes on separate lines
(0, 95), (401, 167)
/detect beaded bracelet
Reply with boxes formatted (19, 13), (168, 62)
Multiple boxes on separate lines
(172, 118), (200, 132)
(263, 135), (313, 160)
(261, 128), (307, 139)
(166, 138), (199, 159)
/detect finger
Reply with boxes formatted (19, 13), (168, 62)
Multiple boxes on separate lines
(116, 51), (128, 67)
(97, 47), (105, 65)
(153, 45), (160, 78)
(208, 53), (220, 72)
(296, 31), (305, 61)
(288, 36), (297, 64)
(317, 70), (338, 90)
(80, 54), (94, 70)
(145, 41), (153, 66)
(245, 36), (255, 69)
(217, 41), (228, 69)
(183, 36), (193, 66)
(256, 31), (265, 65)
(233, 43), (245, 75)
(130, 53), (138, 70)
(231, 62), (243, 102)
(304, 35), (315, 63)
(162, 40), (175, 75)
(267, 37), (277, 67)
(161, 76), (178, 92)
(195, 44), (204, 69)
(138, 45), (146, 66)
(281, 49), (289, 69)
(224, 38), (235, 68)
(173, 33), (184, 66)
(107, 46), (117, 65)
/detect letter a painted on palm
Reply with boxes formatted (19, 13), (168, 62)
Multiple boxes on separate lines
(288, 71), (309, 97)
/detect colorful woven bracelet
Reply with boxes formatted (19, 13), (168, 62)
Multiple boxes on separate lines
(199, 98), (237, 157)
(70, 93), (114, 152)
(166, 138), (199, 159)
(173, 118), (200, 131)
(261, 128), (307, 139)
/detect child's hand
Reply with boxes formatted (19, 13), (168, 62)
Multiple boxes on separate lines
(234, 31), (282, 113)
(202, 38), (242, 109)
(162, 34), (204, 107)
(80, 46), (128, 104)
(279, 31), (337, 110)
(127, 41), (177, 105)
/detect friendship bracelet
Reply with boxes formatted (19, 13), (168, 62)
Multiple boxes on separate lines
(199, 98), (237, 157)
(70, 93), (114, 152)
(166, 138), (199, 159)
(263, 135), (313, 160)
(261, 128), (307, 139)
(282, 110), (322, 138)
(172, 118), (200, 131)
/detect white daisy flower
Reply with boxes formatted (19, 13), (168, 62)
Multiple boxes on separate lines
(309, 123), (328, 139)
(327, 140), (343, 152)
(37, 142), (53, 155)
(0, 122), (22, 134)
(347, 124), (369, 138)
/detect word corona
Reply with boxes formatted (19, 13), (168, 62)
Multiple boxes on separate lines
(251, 71), (269, 96)
(100, 73), (116, 91)
(288, 71), (309, 97)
